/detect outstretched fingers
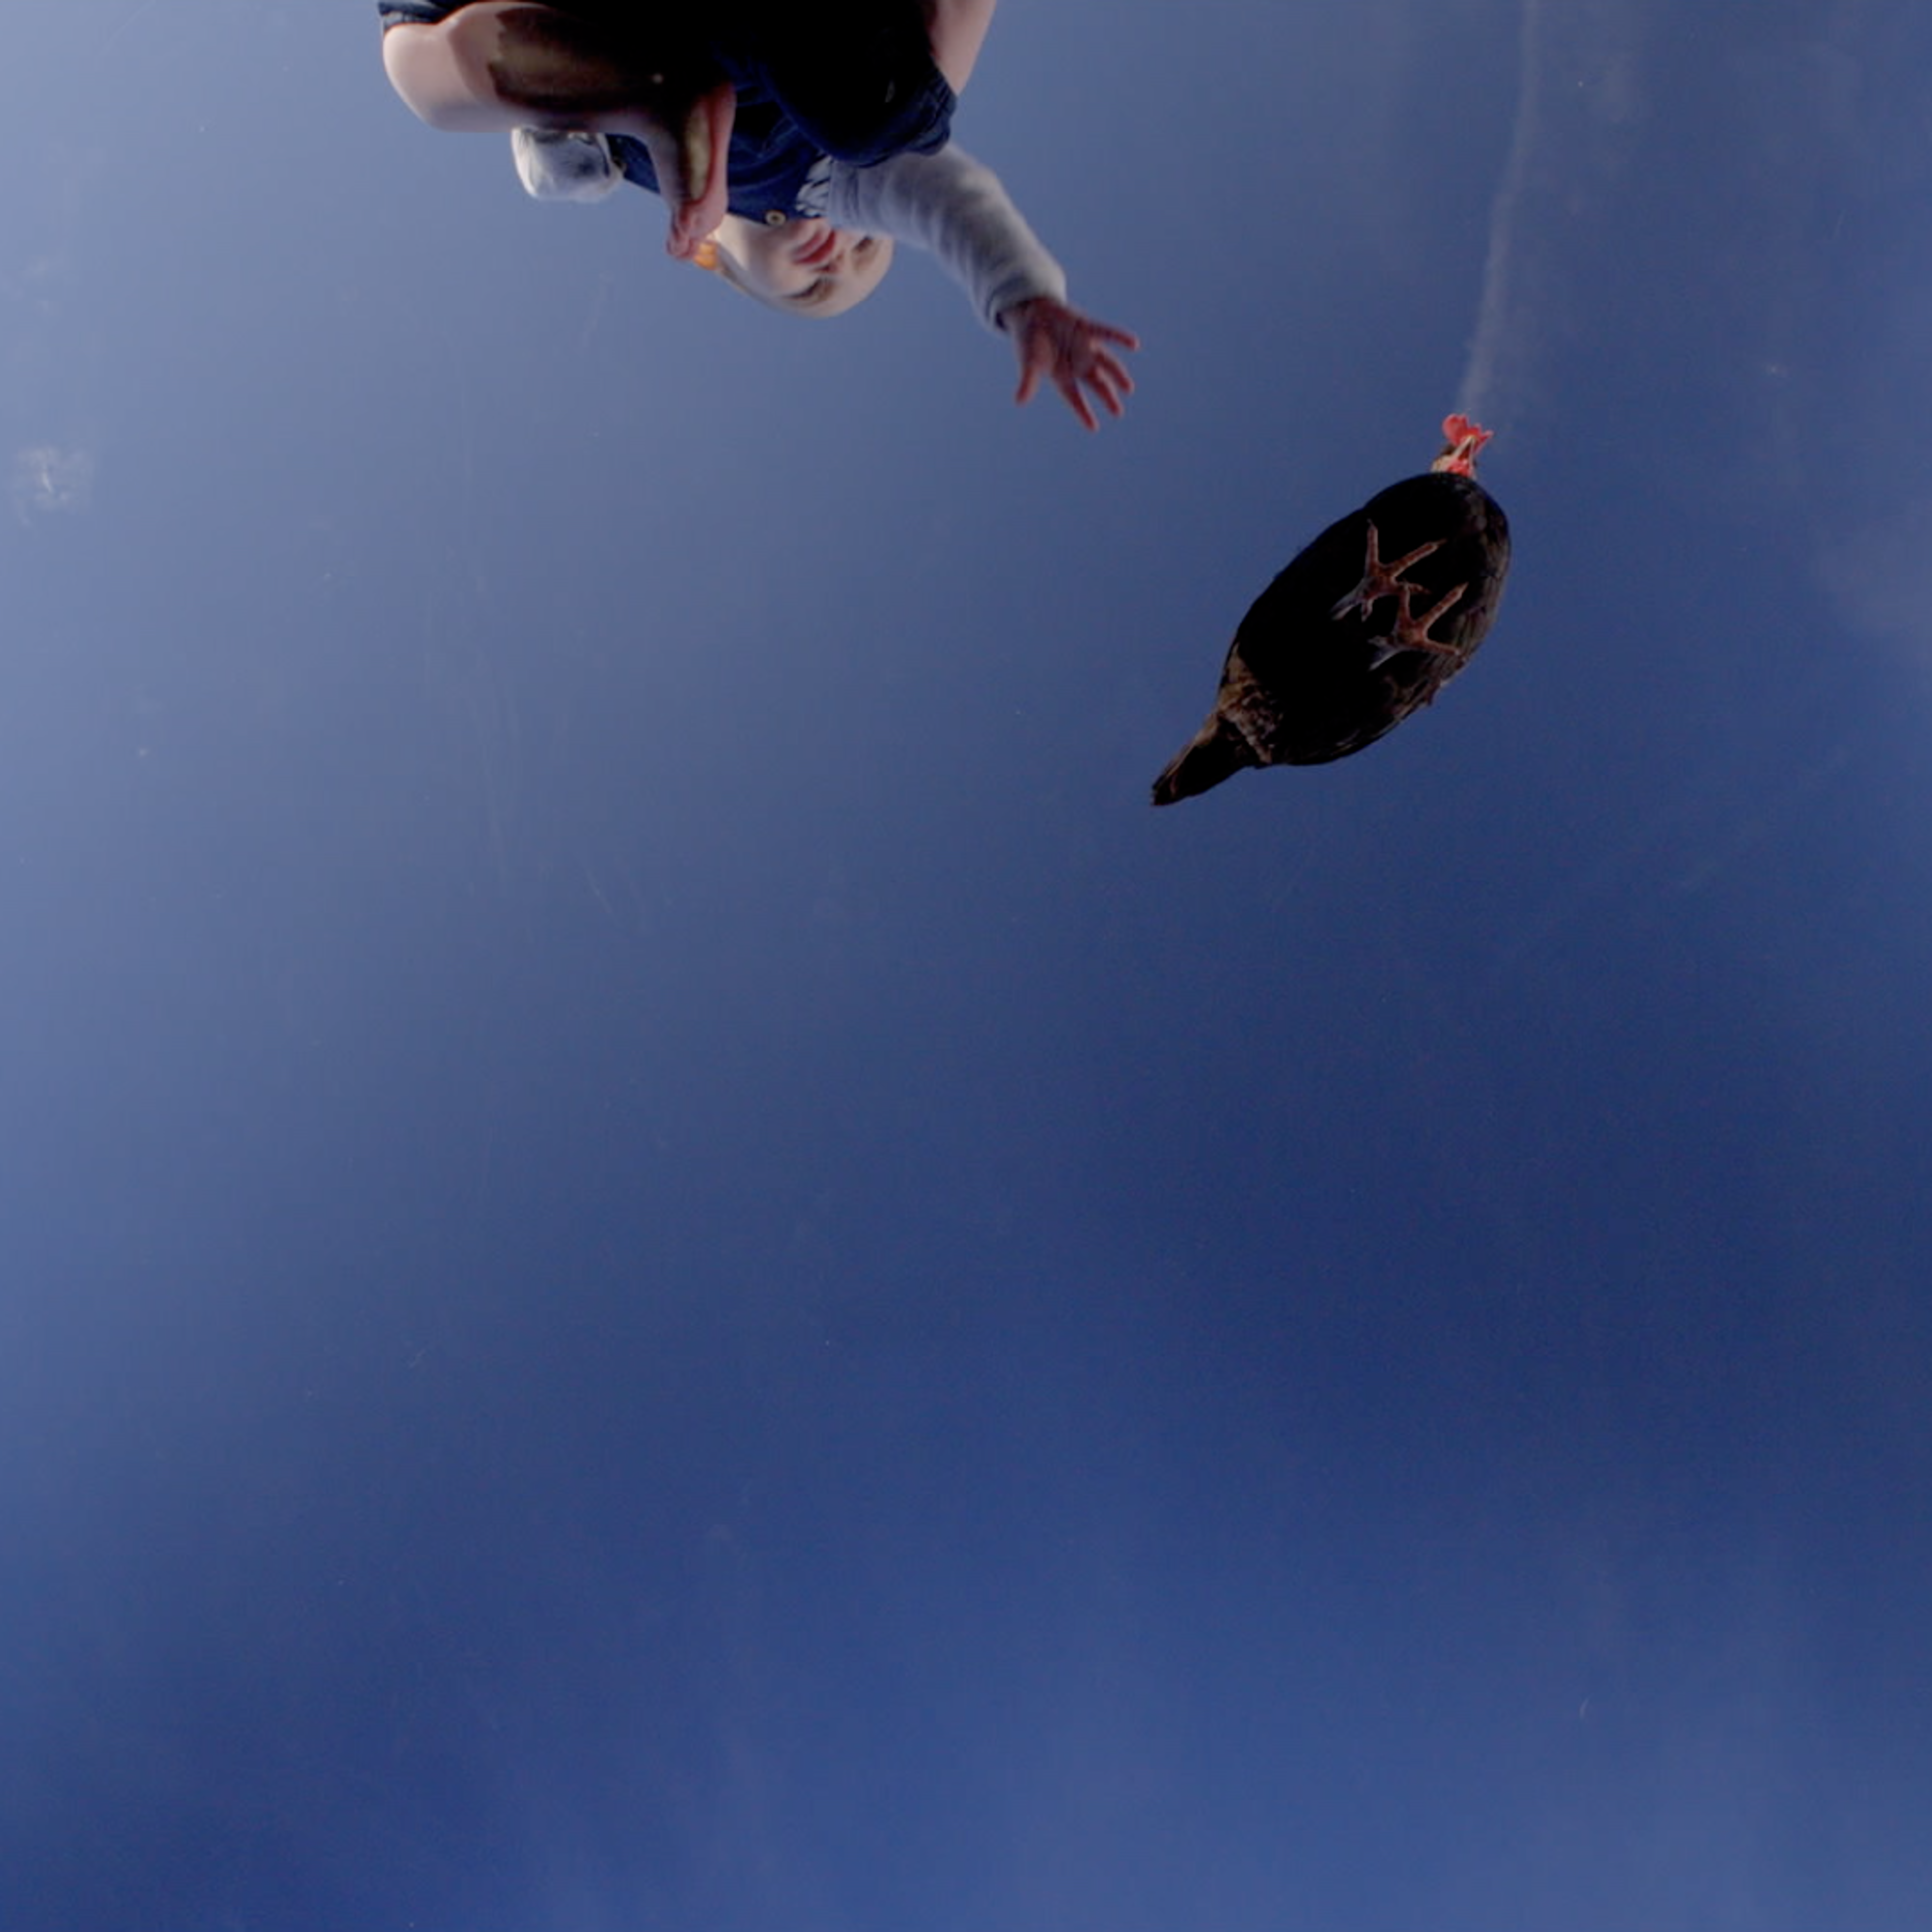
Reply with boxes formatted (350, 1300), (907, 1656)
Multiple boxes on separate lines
(1007, 298), (1141, 431)
(1052, 367), (1098, 433)
(1085, 319), (1142, 352)
(1085, 346), (1135, 413)
(1059, 342), (1137, 433)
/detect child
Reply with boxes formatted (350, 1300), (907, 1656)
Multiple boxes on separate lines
(513, 126), (1136, 430)
(381, 2), (1137, 429)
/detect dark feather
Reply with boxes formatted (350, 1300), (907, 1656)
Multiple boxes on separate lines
(1153, 456), (1511, 806)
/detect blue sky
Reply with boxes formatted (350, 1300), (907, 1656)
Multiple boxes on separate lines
(4, 4), (1931, 1928)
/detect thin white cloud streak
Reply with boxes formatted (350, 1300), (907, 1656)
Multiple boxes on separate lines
(1455, 0), (1545, 428)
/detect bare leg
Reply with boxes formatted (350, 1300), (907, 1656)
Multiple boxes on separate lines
(383, 3), (734, 248)
(382, 4), (703, 131)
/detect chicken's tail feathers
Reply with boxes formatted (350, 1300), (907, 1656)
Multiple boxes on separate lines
(1150, 713), (1257, 807)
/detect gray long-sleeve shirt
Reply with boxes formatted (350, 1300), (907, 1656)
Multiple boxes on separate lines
(823, 144), (1068, 332)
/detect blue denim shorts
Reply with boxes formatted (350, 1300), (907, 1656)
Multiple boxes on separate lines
(728, 1), (953, 168)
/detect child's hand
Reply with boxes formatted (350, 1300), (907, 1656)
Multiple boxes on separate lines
(629, 79), (737, 260)
(1004, 297), (1139, 431)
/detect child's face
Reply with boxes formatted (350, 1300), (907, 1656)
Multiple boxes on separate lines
(718, 216), (894, 317)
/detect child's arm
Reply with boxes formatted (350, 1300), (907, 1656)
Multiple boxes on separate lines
(826, 145), (1138, 429)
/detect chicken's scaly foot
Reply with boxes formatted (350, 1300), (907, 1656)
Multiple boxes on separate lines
(1365, 580), (1471, 667)
(1331, 521), (1444, 623)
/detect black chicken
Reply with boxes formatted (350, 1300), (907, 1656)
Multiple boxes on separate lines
(1151, 415), (1510, 806)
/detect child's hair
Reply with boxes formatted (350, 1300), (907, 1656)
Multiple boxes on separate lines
(692, 236), (758, 303)
(510, 127), (621, 203)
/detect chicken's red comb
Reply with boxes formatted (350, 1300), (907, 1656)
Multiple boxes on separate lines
(1433, 413), (1493, 476)
(1441, 413), (1492, 453)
